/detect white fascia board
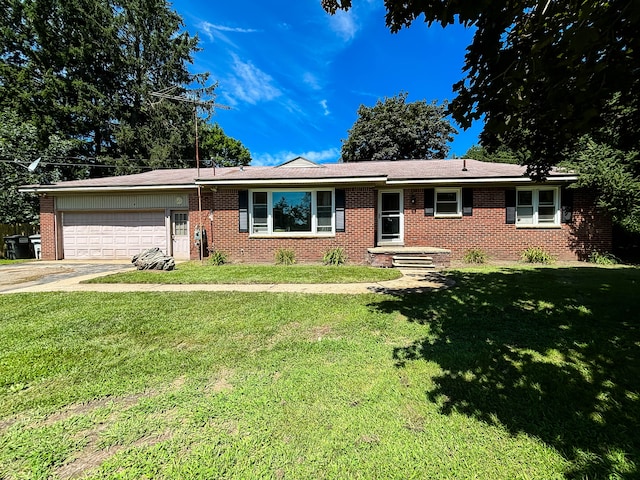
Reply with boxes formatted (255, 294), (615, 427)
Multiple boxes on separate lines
(386, 175), (579, 185)
(197, 176), (388, 186)
(19, 184), (197, 194)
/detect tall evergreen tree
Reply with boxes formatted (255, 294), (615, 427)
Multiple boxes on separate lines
(0, 110), (77, 226)
(0, 0), (233, 171)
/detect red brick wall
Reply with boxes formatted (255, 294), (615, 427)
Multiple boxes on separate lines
(39, 196), (58, 260)
(403, 187), (612, 261)
(198, 186), (610, 263)
(39, 184), (610, 263)
(188, 190), (214, 260)
(204, 187), (376, 264)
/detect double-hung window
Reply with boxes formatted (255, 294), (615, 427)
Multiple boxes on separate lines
(516, 187), (559, 225)
(250, 189), (334, 235)
(252, 192), (268, 233)
(435, 188), (461, 217)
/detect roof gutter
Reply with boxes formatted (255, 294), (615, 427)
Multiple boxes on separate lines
(386, 175), (579, 185)
(19, 184), (197, 194)
(19, 174), (579, 194)
(196, 176), (389, 186)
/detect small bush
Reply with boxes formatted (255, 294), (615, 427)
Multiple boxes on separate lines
(323, 247), (348, 266)
(275, 248), (296, 266)
(588, 251), (620, 265)
(520, 247), (555, 264)
(208, 250), (228, 266)
(463, 248), (488, 264)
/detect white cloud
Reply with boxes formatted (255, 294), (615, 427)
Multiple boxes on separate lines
(198, 21), (259, 42)
(327, 10), (358, 41)
(253, 148), (341, 166)
(303, 72), (322, 91)
(320, 99), (330, 116)
(225, 55), (282, 105)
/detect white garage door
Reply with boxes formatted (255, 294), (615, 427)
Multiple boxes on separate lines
(63, 211), (167, 259)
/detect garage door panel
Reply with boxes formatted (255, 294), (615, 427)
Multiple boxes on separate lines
(63, 212), (167, 259)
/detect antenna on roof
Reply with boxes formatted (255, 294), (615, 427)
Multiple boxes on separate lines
(149, 86), (231, 177)
(150, 85), (231, 263)
(14, 157), (41, 172)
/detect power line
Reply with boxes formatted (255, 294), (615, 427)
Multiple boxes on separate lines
(0, 157), (192, 169)
(0, 158), (117, 169)
(149, 87), (231, 175)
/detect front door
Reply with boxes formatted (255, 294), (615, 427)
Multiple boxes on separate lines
(378, 190), (404, 245)
(171, 211), (190, 260)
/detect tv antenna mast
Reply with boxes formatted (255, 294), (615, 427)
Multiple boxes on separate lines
(149, 86), (231, 176)
(150, 86), (231, 262)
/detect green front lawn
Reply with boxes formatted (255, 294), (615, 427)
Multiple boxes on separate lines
(0, 259), (33, 265)
(86, 262), (403, 284)
(1, 266), (639, 479)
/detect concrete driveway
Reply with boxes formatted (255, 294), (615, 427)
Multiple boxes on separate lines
(0, 260), (133, 294)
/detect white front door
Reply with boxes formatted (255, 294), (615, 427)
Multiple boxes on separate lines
(378, 190), (404, 245)
(171, 211), (190, 260)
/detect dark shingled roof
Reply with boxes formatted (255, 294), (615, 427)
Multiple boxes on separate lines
(20, 159), (576, 193)
(200, 159), (531, 182)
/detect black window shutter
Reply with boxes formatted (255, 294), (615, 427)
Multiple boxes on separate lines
(462, 188), (473, 216)
(335, 189), (345, 232)
(505, 188), (516, 224)
(561, 186), (573, 223)
(238, 190), (249, 233)
(424, 188), (434, 216)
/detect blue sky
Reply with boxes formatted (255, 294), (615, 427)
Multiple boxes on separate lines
(170, 0), (482, 166)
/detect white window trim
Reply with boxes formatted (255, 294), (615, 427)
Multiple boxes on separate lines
(249, 188), (335, 237)
(435, 187), (462, 217)
(516, 186), (560, 227)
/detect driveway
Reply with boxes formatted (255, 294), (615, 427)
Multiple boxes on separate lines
(0, 261), (132, 294)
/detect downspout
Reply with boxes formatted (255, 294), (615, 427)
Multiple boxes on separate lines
(198, 185), (203, 261)
(53, 196), (59, 260)
(195, 104), (204, 261)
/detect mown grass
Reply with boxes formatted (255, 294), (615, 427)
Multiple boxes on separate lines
(1, 265), (639, 479)
(0, 259), (32, 265)
(85, 262), (402, 284)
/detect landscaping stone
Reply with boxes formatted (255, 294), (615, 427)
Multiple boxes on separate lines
(131, 248), (175, 271)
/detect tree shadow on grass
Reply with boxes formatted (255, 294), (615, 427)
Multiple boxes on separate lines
(372, 267), (640, 478)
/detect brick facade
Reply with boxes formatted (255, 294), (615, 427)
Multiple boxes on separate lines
(402, 187), (611, 261)
(188, 185), (611, 264)
(38, 183), (612, 264)
(202, 187), (377, 264)
(39, 195), (58, 260)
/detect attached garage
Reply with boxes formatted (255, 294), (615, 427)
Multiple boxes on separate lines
(62, 211), (167, 260)
(19, 170), (199, 261)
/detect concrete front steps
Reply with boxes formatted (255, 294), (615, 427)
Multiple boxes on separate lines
(368, 247), (451, 269)
(391, 255), (436, 268)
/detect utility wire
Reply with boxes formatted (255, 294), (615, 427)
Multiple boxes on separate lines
(0, 157), (190, 169)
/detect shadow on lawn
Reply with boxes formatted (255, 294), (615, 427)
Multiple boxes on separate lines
(373, 267), (640, 478)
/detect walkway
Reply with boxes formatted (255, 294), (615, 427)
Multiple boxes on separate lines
(0, 262), (453, 295)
